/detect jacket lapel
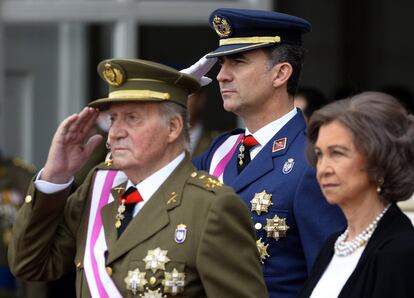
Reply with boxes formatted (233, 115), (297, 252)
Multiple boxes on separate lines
(228, 112), (307, 193)
(105, 155), (193, 264)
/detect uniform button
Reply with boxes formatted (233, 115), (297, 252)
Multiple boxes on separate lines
(106, 266), (112, 276)
(24, 195), (32, 203)
(190, 172), (197, 177)
(76, 262), (82, 269)
(254, 223), (262, 230)
(149, 276), (157, 285)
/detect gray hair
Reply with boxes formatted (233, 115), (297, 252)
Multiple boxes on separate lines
(159, 102), (190, 152)
(307, 91), (414, 203)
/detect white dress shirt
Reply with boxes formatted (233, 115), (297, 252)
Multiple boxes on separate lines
(245, 107), (297, 159)
(310, 246), (365, 298)
(35, 152), (186, 218)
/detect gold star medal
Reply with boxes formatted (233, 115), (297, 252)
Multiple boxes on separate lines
(250, 190), (273, 215)
(124, 268), (147, 295)
(162, 268), (186, 295)
(143, 247), (171, 273)
(141, 288), (164, 298)
(256, 238), (270, 264)
(264, 214), (290, 241)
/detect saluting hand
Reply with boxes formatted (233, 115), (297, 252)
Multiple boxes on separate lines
(42, 107), (103, 184)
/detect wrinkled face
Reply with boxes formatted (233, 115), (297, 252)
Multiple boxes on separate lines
(107, 102), (171, 178)
(314, 121), (375, 206)
(216, 49), (275, 117)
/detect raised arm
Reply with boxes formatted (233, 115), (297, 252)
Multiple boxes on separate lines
(42, 107), (103, 183)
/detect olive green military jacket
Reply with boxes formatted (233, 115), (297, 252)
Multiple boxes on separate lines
(8, 156), (268, 297)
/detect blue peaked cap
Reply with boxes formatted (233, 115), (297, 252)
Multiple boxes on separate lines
(206, 8), (311, 58)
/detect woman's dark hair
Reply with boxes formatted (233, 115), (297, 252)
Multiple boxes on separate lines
(307, 91), (414, 202)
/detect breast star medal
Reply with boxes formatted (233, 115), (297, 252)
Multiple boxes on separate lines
(256, 238), (270, 264)
(162, 268), (186, 295)
(141, 288), (164, 298)
(250, 190), (273, 215)
(124, 268), (147, 295)
(143, 247), (171, 273)
(264, 214), (290, 241)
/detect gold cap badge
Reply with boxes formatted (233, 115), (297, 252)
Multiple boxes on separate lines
(102, 62), (125, 86)
(213, 15), (232, 38)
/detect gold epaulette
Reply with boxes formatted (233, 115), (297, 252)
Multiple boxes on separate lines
(188, 171), (223, 192)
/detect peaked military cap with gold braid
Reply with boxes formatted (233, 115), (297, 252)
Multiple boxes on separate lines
(206, 8), (311, 58)
(89, 58), (200, 109)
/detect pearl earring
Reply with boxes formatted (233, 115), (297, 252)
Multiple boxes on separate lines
(377, 177), (384, 193)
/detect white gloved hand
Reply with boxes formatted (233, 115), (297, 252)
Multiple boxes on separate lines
(180, 55), (218, 86)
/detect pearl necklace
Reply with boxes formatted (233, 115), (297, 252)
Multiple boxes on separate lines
(334, 204), (391, 257)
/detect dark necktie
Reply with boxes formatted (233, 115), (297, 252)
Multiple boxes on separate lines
(116, 186), (143, 237)
(237, 135), (259, 174)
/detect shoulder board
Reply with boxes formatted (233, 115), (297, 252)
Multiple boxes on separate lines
(187, 170), (224, 193)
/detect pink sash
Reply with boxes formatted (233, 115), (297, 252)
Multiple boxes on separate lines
(83, 170), (126, 298)
(209, 134), (243, 181)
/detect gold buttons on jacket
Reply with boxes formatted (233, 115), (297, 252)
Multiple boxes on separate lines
(24, 195), (32, 203)
(106, 266), (113, 276)
(149, 276), (157, 285)
(76, 262), (82, 270)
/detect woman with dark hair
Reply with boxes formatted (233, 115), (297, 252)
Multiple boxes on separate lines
(298, 91), (414, 297)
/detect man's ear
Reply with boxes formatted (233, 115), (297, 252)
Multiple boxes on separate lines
(167, 115), (184, 143)
(271, 62), (293, 88)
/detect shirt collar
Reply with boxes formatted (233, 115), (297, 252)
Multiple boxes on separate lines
(245, 107), (297, 147)
(125, 152), (185, 202)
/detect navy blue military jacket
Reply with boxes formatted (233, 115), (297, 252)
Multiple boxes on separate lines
(193, 111), (345, 298)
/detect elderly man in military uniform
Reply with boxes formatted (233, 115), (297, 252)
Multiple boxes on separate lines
(193, 8), (345, 297)
(8, 58), (267, 297)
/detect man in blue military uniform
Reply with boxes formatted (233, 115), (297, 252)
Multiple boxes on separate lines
(193, 8), (346, 297)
